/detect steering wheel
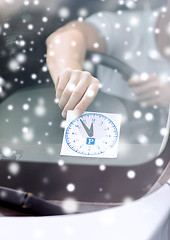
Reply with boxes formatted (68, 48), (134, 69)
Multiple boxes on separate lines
(85, 51), (166, 143)
(86, 51), (137, 79)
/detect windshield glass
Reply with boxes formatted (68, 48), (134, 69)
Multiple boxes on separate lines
(0, 0), (169, 168)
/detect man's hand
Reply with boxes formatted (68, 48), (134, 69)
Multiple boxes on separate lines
(46, 21), (106, 118)
(54, 68), (100, 118)
(128, 74), (170, 107)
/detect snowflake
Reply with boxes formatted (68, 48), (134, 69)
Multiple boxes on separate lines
(5, 0), (14, 4)
(83, 60), (94, 72)
(129, 16), (139, 27)
(33, 0), (39, 5)
(133, 110), (142, 119)
(117, 10), (122, 15)
(34, 104), (46, 116)
(123, 196), (134, 204)
(140, 72), (149, 81)
(78, 17), (83, 22)
(78, 8), (88, 17)
(42, 16), (48, 22)
(136, 51), (142, 56)
(19, 40), (26, 47)
(22, 128), (34, 141)
(2, 147), (13, 158)
(22, 127), (29, 133)
(31, 73), (37, 79)
(42, 177), (49, 184)
(71, 41), (77, 47)
(24, 0), (30, 6)
(137, 134), (149, 144)
(124, 51), (133, 60)
(160, 128), (168, 136)
(58, 7), (70, 19)
(62, 198), (78, 214)
(161, 7), (167, 13)
(119, 0), (125, 5)
(99, 164), (106, 171)
(155, 158), (164, 167)
(22, 104), (30, 111)
(126, 0), (136, 9)
(8, 59), (19, 72)
(127, 170), (136, 179)
(7, 105), (14, 111)
(16, 53), (26, 63)
(3, 23), (10, 29)
(58, 159), (65, 166)
(148, 49), (160, 59)
(8, 162), (20, 176)
(87, 89), (95, 97)
(114, 23), (120, 29)
(145, 113), (154, 121)
(46, 147), (55, 155)
(42, 65), (48, 72)
(28, 24), (34, 30)
(66, 183), (75, 192)
(154, 28), (160, 34)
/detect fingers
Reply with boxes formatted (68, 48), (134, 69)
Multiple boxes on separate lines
(61, 78), (89, 117)
(128, 74), (162, 106)
(128, 74), (150, 86)
(73, 80), (100, 116)
(58, 71), (87, 109)
(54, 69), (100, 118)
(56, 69), (72, 100)
(135, 89), (160, 101)
(140, 85), (170, 108)
(140, 97), (160, 107)
(132, 79), (160, 95)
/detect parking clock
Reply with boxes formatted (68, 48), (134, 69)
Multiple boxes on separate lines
(61, 111), (121, 158)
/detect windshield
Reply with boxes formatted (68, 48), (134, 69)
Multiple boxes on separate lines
(0, 0), (170, 212)
(0, 0), (169, 168)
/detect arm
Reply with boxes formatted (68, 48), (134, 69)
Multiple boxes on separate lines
(128, 5), (170, 108)
(46, 20), (106, 118)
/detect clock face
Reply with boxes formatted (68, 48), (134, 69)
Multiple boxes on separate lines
(65, 113), (118, 156)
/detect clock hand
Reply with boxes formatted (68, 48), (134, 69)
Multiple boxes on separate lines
(89, 122), (94, 137)
(80, 119), (94, 137)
